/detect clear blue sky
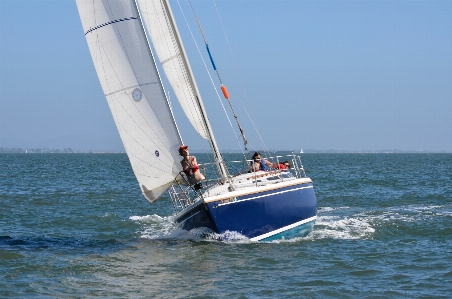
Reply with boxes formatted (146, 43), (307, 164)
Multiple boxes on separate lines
(1, 0), (451, 152)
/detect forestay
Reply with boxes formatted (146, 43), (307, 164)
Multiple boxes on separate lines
(76, 0), (182, 203)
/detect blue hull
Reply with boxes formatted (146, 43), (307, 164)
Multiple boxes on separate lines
(176, 201), (217, 232)
(175, 181), (317, 241)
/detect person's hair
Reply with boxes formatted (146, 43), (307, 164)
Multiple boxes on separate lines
(252, 152), (261, 159)
(178, 145), (188, 156)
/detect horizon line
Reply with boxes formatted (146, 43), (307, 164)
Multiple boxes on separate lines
(1, 147), (451, 154)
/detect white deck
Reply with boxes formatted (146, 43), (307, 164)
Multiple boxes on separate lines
(201, 172), (312, 204)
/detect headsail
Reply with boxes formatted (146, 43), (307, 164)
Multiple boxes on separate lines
(76, 0), (182, 203)
(136, 0), (209, 139)
(137, 0), (229, 179)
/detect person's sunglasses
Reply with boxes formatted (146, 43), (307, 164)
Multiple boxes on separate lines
(284, 164), (290, 168)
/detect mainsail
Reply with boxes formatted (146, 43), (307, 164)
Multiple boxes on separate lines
(76, 0), (182, 202)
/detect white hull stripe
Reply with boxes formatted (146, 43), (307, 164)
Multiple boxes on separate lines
(218, 185), (313, 207)
(250, 215), (317, 242)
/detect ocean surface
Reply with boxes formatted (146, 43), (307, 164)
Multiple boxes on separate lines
(1, 153), (451, 298)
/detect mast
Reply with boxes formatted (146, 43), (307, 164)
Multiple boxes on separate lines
(160, 0), (229, 179)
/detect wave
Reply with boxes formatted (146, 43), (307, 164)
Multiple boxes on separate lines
(128, 203), (452, 243)
(309, 203), (452, 241)
(130, 214), (251, 243)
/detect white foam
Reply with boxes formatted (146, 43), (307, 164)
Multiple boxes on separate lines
(309, 204), (452, 241)
(372, 204), (451, 222)
(318, 206), (350, 213)
(307, 215), (375, 240)
(305, 206), (376, 240)
(209, 230), (250, 243)
(130, 213), (252, 242)
(130, 214), (177, 239)
(129, 214), (165, 222)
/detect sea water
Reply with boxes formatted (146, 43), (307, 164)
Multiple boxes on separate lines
(1, 153), (451, 298)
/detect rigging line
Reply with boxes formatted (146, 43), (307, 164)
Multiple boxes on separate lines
(176, 0), (244, 158)
(212, 1), (270, 156)
(187, 0), (248, 152)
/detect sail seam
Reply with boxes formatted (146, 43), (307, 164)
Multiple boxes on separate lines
(111, 93), (178, 168)
(84, 17), (138, 35)
(160, 54), (178, 65)
(104, 82), (158, 97)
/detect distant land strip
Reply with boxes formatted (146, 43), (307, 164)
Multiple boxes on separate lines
(0, 147), (125, 154)
(0, 147), (449, 154)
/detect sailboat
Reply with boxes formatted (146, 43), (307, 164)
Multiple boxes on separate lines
(76, 0), (317, 241)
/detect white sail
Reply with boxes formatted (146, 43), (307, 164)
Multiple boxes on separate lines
(137, 0), (229, 179)
(76, 0), (183, 203)
(136, 0), (209, 139)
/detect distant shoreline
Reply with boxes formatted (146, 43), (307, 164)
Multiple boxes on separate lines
(1, 147), (450, 154)
(0, 147), (125, 154)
